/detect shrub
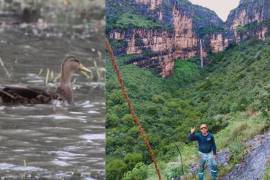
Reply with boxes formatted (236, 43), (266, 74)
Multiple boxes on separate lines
(106, 159), (128, 180)
(123, 162), (148, 180)
(124, 153), (143, 170)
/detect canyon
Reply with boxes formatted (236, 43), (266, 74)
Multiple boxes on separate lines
(107, 0), (270, 77)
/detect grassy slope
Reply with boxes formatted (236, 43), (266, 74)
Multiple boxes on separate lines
(264, 162), (270, 180)
(106, 38), (270, 179)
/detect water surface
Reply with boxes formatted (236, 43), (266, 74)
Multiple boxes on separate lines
(0, 28), (105, 179)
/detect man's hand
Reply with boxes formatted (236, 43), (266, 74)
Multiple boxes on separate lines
(191, 127), (196, 134)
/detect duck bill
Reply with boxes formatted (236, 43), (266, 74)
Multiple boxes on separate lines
(79, 64), (91, 79)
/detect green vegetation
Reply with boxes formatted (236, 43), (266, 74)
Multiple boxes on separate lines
(197, 26), (225, 38)
(237, 19), (270, 33)
(236, 21), (259, 33)
(148, 112), (268, 179)
(167, 60), (200, 86)
(108, 13), (162, 30)
(123, 162), (148, 180)
(106, 37), (270, 179)
(264, 162), (270, 180)
(109, 39), (128, 50)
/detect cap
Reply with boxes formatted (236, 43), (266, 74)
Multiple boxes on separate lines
(200, 124), (208, 129)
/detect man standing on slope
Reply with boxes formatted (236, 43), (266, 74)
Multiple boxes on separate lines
(188, 124), (218, 180)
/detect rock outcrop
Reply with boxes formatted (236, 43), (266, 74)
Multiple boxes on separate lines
(226, 0), (270, 43)
(135, 0), (162, 10)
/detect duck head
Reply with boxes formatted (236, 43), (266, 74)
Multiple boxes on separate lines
(58, 56), (91, 104)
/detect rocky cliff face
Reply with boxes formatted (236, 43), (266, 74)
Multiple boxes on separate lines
(226, 0), (270, 43)
(228, 0), (270, 29)
(135, 0), (162, 10)
(107, 0), (270, 77)
(107, 0), (224, 76)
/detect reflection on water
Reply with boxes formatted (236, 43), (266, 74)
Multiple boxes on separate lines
(0, 29), (105, 179)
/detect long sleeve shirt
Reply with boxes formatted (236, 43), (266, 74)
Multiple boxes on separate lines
(188, 132), (217, 155)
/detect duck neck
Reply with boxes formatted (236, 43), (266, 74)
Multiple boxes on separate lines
(60, 65), (74, 85)
(58, 66), (74, 104)
(60, 74), (72, 86)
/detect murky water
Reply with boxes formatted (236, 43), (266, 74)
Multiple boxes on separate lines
(0, 28), (105, 179)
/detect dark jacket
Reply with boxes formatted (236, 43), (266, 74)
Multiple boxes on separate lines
(188, 132), (217, 155)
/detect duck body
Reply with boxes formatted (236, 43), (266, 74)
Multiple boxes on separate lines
(0, 85), (57, 104)
(0, 56), (90, 105)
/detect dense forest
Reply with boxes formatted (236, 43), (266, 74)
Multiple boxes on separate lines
(106, 38), (270, 179)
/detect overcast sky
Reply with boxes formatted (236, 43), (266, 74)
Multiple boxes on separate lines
(189, 0), (241, 21)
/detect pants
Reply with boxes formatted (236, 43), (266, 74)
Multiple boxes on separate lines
(198, 152), (218, 180)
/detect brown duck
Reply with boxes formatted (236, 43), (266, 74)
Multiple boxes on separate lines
(0, 56), (91, 105)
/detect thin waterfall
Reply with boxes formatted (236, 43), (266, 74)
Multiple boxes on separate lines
(200, 39), (204, 68)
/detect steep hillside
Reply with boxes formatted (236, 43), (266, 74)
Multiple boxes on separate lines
(106, 37), (270, 179)
(106, 0), (270, 179)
